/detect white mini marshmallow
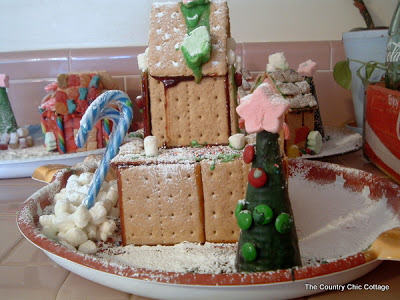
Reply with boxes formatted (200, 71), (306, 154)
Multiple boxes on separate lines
(85, 224), (98, 240)
(227, 49), (236, 66)
(54, 199), (72, 216)
(98, 219), (117, 241)
(62, 227), (88, 247)
(106, 186), (118, 207)
(17, 127), (29, 137)
(0, 133), (10, 144)
(39, 214), (56, 227)
(78, 172), (94, 185)
(78, 240), (98, 254)
(144, 136), (158, 156)
(235, 56), (242, 72)
(9, 132), (18, 144)
(228, 133), (246, 150)
(41, 225), (58, 240)
(266, 52), (289, 72)
(137, 48), (149, 71)
(89, 202), (108, 225)
(71, 205), (91, 229)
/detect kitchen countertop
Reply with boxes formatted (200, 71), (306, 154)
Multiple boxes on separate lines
(0, 149), (399, 300)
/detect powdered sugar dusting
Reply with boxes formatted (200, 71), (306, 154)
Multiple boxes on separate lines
(98, 242), (237, 274)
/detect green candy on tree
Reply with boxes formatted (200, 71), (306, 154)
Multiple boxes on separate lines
(241, 242), (257, 262)
(237, 210), (252, 230)
(253, 204), (273, 225)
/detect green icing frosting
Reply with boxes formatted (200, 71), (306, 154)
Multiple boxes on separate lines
(181, 26), (211, 83)
(180, 0), (210, 33)
(180, 0), (211, 83)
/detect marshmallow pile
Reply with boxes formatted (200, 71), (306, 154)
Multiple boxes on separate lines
(39, 172), (119, 254)
(0, 127), (34, 150)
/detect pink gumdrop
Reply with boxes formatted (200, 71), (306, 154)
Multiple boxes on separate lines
(297, 59), (318, 77)
(0, 74), (9, 88)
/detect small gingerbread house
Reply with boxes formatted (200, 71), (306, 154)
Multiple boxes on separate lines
(253, 69), (320, 153)
(39, 72), (119, 153)
(138, 0), (239, 148)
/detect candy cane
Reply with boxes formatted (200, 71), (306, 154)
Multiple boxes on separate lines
(56, 116), (66, 153)
(75, 90), (133, 209)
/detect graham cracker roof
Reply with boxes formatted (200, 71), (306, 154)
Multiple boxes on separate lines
(148, 1), (229, 77)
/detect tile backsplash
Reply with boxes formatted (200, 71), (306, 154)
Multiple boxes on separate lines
(0, 41), (353, 128)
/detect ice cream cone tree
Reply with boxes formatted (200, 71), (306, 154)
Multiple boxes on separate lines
(0, 74), (18, 134)
(235, 77), (301, 272)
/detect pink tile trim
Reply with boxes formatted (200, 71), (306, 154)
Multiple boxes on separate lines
(70, 46), (147, 76)
(0, 50), (69, 80)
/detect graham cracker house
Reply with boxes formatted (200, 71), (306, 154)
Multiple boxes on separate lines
(140, 0), (239, 148)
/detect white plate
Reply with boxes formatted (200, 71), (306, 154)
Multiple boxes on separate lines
(17, 160), (400, 299)
(0, 148), (105, 179)
(0, 125), (105, 178)
(300, 126), (362, 159)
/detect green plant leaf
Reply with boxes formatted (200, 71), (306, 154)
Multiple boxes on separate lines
(356, 65), (371, 87)
(365, 61), (378, 80)
(333, 60), (352, 90)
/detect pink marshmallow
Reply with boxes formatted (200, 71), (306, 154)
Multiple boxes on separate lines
(236, 78), (290, 134)
(0, 74), (9, 88)
(297, 59), (318, 77)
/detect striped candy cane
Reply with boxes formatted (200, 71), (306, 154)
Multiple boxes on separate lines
(75, 90), (133, 209)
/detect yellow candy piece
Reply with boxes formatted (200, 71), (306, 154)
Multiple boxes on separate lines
(287, 145), (300, 158)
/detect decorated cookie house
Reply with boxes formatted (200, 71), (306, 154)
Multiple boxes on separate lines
(39, 72), (119, 153)
(136, 0), (240, 148)
(112, 0), (247, 246)
(251, 58), (324, 156)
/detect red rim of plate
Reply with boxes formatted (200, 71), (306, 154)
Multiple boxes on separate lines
(16, 159), (399, 286)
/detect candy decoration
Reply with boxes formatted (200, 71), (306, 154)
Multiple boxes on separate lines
(236, 75), (301, 272)
(144, 136), (158, 156)
(67, 99), (77, 114)
(56, 116), (66, 153)
(306, 130), (323, 155)
(75, 90), (133, 209)
(237, 210), (252, 230)
(103, 118), (111, 146)
(242, 144), (255, 164)
(68, 74), (80, 87)
(248, 168), (267, 188)
(275, 213), (293, 234)
(228, 133), (245, 150)
(235, 200), (245, 218)
(253, 204), (273, 225)
(241, 242), (257, 262)
(89, 75), (100, 88)
(0, 74), (18, 135)
(79, 88), (88, 100)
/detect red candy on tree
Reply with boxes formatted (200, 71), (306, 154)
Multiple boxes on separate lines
(248, 168), (267, 188)
(243, 145), (255, 164)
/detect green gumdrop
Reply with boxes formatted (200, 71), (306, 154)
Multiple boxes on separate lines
(235, 201), (244, 218)
(253, 204), (273, 225)
(275, 213), (293, 234)
(237, 210), (252, 230)
(181, 26), (211, 83)
(241, 242), (257, 262)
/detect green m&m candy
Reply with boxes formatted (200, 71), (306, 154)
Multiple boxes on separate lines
(253, 204), (273, 225)
(237, 210), (252, 230)
(275, 213), (293, 234)
(235, 201), (245, 218)
(241, 242), (257, 262)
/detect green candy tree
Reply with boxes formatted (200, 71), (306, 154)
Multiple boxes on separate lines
(235, 79), (301, 272)
(0, 74), (18, 134)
